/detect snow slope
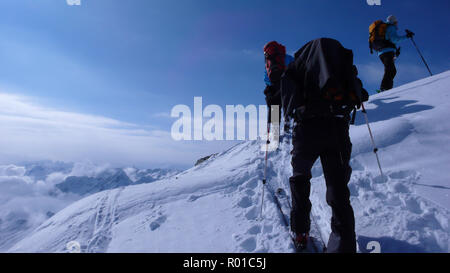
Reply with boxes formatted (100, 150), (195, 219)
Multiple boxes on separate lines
(9, 71), (450, 253)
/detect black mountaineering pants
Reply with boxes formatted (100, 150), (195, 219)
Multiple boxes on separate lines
(289, 116), (356, 253)
(379, 51), (397, 91)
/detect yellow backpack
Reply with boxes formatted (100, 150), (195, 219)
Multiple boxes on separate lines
(369, 20), (395, 53)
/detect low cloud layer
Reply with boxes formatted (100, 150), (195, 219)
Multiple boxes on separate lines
(0, 161), (121, 251)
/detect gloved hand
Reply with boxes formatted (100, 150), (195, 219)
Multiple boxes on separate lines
(354, 76), (369, 109)
(354, 88), (369, 110)
(263, 85), (276, 97)
(361, 88), (369, 103)
(264, 85), (279, 106)
(265, 94), (275, 106)
(405, 29), (415, 38)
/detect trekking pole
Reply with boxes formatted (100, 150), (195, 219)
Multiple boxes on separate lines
(409, 37), (433, 76)
(361, 103), (385, 180)
(260, 121), (271, 220)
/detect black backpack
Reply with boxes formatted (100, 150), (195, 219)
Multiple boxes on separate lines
(281, 38), (367, 121)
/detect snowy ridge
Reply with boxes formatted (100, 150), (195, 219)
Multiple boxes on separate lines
(9, 71), (450, 253)
(56, 167), (181, 196)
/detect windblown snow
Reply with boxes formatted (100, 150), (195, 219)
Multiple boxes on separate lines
(8, 71), (450, 253)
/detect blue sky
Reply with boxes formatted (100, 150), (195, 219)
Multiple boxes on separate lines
(0, 0), (448, 168)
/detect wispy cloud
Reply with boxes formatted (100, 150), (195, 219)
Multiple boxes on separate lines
(0, 91), (235, 169)
(356, 61), (431, 93)
(356, 61), (384, 85)
(396, 62), (431, 84)
(152, 112), (172, 118)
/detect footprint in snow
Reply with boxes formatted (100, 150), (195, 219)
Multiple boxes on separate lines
(244, 189), (255, 196)
(263, 224), (273, 233)
(149, 215), (167, 231)
(401, 196), (423, 214)
(247, 225), (261, 235)
(237, 196), (252, 208)
(388, 170), (418, 180)
(350, 158), (365, 171)
(240, 237), (257, 252)
(348, 183), (359, 197)
(389, 181), (410, 194)
(405, 212), (442, 232)
(245, 207), (259, 221)
(372, 174), (388, 184)
(353, 175), (373, 190)
(385, 194), (402, 206)
(244, 179), (259, 190)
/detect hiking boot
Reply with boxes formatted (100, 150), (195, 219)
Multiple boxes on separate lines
(294, 233), (309, 250)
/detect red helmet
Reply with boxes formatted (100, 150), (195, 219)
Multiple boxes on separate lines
(263, 41), (286, 58)
(263, 41), (287, 83)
